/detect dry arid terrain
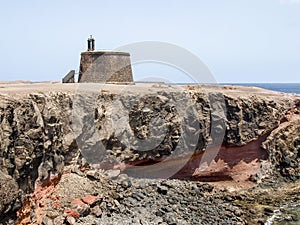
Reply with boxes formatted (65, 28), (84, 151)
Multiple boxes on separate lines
(0, 82), (299, 225)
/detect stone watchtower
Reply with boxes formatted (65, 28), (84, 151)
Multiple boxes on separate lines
(78, 36), (134, 84)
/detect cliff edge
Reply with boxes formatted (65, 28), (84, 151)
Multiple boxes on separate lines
(0, 82), (299, 224)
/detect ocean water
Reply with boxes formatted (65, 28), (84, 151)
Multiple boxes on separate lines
(222, 83), (300, 94)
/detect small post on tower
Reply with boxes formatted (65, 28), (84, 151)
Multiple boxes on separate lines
(87, 35), (95, 51)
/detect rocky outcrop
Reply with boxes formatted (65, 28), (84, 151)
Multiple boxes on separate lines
(0, 83), (299, 224)
(262, 99), (300, 180)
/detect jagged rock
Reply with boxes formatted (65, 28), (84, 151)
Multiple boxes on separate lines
(0, 172), (19, 216)
(157, 185), (168, 195)
(0, 82), (298, 224)
(262, 101), (300, 180)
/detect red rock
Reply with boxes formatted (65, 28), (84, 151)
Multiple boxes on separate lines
(64, 208), (80, 219)
(49, 195), (61, 209)
(81, 195), (100, 205)
(71, 198), (84, 206)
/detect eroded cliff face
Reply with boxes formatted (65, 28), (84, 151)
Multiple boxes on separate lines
(262, 99), (300, 181)
(0, 83), (299, 224)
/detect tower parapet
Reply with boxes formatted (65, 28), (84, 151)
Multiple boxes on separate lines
(78, 36), (134, 84)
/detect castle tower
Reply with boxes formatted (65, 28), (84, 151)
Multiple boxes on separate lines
(78, 36), (134, 84)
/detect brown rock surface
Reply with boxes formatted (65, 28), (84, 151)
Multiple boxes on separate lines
(0, 82), (298, 224)
(262, 99), (300, 180)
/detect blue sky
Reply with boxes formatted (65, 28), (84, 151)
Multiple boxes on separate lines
(0, 0), (300, 83)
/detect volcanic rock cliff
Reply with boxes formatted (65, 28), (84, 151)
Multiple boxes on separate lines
(0, 83), (299, 224)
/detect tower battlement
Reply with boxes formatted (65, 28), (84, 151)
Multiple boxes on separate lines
(63, 36), (134, 84)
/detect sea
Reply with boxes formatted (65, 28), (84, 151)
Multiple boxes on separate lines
(221, 83), (300, 94)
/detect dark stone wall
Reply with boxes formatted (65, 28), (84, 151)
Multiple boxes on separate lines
(78, 51), (134, 83)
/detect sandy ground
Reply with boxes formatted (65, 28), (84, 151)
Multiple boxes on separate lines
(0, 81), (295, 98)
